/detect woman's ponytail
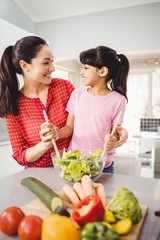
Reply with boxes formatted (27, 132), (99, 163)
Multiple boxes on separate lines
(0, 46), (19, 117)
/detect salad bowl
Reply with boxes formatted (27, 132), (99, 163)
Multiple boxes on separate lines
(51, 148), (106, 184)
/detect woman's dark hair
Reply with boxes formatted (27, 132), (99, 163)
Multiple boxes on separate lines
(0, 36), (48, 117)
(79, 46), (130, 100)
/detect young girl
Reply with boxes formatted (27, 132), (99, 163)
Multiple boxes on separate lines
(49, 46), (130, 173)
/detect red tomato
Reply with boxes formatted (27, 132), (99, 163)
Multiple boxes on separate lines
(0, 206), (25, 236)
(18, 215), (43, 240)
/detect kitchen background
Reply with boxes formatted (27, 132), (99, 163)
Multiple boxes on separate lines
(0, 0), (160, 179)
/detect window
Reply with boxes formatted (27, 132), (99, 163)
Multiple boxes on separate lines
(123, 69), (160, 135)
(52, 69), (69, 80)
(152, 71), (160, 117)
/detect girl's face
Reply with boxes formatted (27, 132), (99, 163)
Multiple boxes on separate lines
(80, 64), (100, 86)
(25, 45), (55, 84)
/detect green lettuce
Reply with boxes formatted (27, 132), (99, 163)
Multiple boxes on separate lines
(107, 187), (142, 224)
(54, 148), (104, 183)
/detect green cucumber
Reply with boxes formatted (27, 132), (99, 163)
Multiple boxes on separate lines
(54, 206), (70, 217)
(21, 177), (70, 217)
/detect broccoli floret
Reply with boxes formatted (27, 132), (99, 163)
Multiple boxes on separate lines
(107, 187), (142, 224)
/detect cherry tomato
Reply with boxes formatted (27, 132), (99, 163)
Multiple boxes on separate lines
(18, 215), (43, 240)
(0, 206), (25, 236)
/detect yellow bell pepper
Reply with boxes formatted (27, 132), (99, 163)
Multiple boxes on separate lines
(104, 210), (117, 223)
(115, 218), (132, 235)
(41, 214), (81, 240)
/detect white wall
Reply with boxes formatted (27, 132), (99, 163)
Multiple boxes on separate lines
(0, 19), (34, 57)
(35, 3), (160, 59)
(0, 0), (35, 33)
(1, 2), (160, 60)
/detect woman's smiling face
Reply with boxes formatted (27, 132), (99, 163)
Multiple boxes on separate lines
(26, 45), (55, 84)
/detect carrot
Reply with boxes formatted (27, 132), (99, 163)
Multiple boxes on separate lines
(81, 174), (93, 197)
(95, 183), (108, 207)
(62, 184), (80, 206)
(73, 182), (85, 200)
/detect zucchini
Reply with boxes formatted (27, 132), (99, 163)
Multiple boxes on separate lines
(54, 206), (70, 217)
(21, 177), (70, 217)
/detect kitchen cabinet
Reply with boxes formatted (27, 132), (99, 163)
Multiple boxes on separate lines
(152, 137), (160, 178)
(138, 132), (160, 178)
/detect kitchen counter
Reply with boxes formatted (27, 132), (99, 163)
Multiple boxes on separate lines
(0, 168), (160, 240)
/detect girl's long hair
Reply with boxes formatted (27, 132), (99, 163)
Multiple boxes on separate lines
(80, 46), (130, 101)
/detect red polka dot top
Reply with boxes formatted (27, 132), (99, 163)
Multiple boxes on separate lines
(6, 78), (74, 167)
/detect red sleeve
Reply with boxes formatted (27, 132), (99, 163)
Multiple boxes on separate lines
(6, 114), (28, 166)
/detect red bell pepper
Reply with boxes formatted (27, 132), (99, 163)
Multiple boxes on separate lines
(72, 194), (105, 228)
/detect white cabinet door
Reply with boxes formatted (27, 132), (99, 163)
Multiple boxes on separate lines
(0, 142), (23, 179)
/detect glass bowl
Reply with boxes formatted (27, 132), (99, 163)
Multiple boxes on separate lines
(51, 148), (106, 184)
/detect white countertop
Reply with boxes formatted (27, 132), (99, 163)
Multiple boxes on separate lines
(0, 168), (160, 240)
(133, 132), (160, 139)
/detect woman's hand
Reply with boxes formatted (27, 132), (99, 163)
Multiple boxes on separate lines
(39, 122), (59, 148)
(115, 126), (128, 147)
(104, 134), (117, 151)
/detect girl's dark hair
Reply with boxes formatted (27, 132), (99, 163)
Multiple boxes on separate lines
(0, 36), (48, 117)
(80, 46), (130, 100)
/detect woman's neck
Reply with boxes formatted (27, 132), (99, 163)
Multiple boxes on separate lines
(20, 82), (49, 107)
(20, 82), (48, 98)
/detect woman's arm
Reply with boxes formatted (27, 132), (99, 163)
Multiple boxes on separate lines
(7, 116), (52, 166)
(25, 141), (50, 163)
(104, 126), (128, 151)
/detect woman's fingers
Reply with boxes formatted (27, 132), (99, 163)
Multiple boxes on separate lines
(39, 122), (58, 140)
(115, 126), (128, 147)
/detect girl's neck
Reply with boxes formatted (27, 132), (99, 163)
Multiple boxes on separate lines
(88, 86), (112, 96)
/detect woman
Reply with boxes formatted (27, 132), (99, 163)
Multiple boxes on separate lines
(0, 36), (128, 167)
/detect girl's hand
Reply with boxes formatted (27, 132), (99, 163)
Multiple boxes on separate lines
(115, 126), (128, 147)
(39, 122), (59, 148)
(104, 134), (117, 151)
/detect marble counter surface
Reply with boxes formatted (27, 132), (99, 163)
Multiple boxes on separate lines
(0, 168), (160, 240)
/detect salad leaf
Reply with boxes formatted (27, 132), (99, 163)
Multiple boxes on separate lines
(54, 148), (104, 183)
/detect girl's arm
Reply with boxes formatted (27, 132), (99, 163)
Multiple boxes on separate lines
(57, 114), (74, 139)
(39, 114), (74, 143)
